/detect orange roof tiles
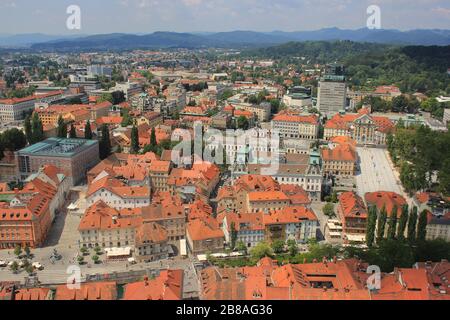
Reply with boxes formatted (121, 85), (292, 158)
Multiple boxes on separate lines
(263, 206), (318, 225)
(217, 212), (265, 232)
(123, 270), (183, 300)
(339, 192), (368, 219)
(365, 191), (406, 217)
(331, 136), (357, 148)
(78, 200), (142, 231)
(279, 184), (311, 206)
(248, 191), (289, 202)
(14, 288), (50, 300)
(273, 113), (319, 125)
(321, 144), (357, 162)
(187, 219), (224, 241)
(135, 222), (168, 245)
(55, 282), (117, 300)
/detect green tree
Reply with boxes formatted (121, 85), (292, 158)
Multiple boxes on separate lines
(77, 255), (84, 265)
(56, 115), (67, 138)
(92, 255), (100, 264)
(417, 210), (428, 242)
(0, 128), (27, 151)
(25, 264), (34, 275)
(150, 127), (157, 147)
(98, 92), (113, 104)
(236, 241), (248, 255)
(438, 158), (450, 195)
(121, 108), (132, 127)
(230, 222), (238, 250)
(24, 245), (31, 258)
(322, 203), (335, 218)
(130, 125), (140, 154)
(99, 124), (111, 160)
(287, 239), (298, 257)
(366, 206), (377, 247)
(31, 112), (44, 144)
(69, 124), (77, 139)
(80, 247), (88, 256)
(376, 206), (388, 242)
(10, 261), (19, 274)
(397, 205), (409, 240)
(14, 245), (22, 257)
(94, 245), (102, 255)
(387, 205), (398, 240)
(407, 207), (418, 242)
(250, 242), (274, 260)
(24, 115), (33, 144)
(237, 116), (249, 130)
(330, 191), (339, 203)
(111, 91), (125, 105)
(271, 240), (285, 254)
(84, 120), (93, 140)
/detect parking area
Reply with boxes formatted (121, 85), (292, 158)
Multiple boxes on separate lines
(355, 146), (407, 199)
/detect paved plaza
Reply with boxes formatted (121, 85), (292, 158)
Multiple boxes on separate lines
(355, 147), (410, 203)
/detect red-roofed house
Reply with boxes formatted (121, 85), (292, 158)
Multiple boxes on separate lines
(186, 218), (225, 254)
(337, 192), (368, 243)
(55, 282), (117, 300)
(217, 212), (265, 248)
(263, 206), (318, 244)
(321, 143), (357, 176)
(123, 270), (183, 300)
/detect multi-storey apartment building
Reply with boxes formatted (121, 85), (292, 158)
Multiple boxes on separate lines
(86, 176), (150, 209)
(0, 91), (64, 122)
(321, 144), (357, 177)
(272, 113), (319, 140)
(0, 165), (69, 249)
(263, 206), (318, 244)
(218, 212), (265, 249)
(337, 192), (368, 243)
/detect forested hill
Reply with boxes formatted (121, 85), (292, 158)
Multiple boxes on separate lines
(244, 41), (450, 95)
(242, 41), (394, 62)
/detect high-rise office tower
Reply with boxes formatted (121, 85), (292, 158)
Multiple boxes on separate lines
(318, 64), (347, 117)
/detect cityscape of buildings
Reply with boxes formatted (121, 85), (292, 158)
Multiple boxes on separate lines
(0, 28), (449, 303)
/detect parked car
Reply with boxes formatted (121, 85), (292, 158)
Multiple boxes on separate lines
(0, 260), (7, 267)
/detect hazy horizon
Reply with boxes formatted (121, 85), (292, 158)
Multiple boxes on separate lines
(0, 0), (449, 35)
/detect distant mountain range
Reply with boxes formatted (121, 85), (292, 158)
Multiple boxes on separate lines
(1, 28), (449, 50)
(0, 33), (87, 47)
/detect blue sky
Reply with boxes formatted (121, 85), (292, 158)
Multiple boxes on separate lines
(0, 0), (449, 34)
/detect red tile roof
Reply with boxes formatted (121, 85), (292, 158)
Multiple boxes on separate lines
(339, 192), (368, 219)
(321, 144), (357, 162)
(55, 282), (117, 300)
(123, 270), (183, 300)
(365, 191), (406, 217)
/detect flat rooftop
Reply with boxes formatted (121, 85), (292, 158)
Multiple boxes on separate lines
(18, 138), (98, 158)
